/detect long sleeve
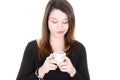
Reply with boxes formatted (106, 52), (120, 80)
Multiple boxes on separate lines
(71, 42), (90, 80)
(16, 42), (38, 80)
(16, 40), (90, 80)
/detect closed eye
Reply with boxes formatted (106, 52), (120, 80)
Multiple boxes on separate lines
(63, 21), (68, 24)
(52, 20), (58, 24)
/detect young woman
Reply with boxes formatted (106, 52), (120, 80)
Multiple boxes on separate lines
(17, 0), (90, 80)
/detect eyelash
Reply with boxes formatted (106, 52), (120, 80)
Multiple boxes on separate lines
(63, 21), (68, 24)
(52, 21), (57, 24)
(52, 21), (68, 24)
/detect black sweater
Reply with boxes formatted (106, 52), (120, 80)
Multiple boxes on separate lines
(17, 40), (90, 80)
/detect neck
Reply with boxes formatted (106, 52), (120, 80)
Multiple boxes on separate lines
(50, 36), (65, 52)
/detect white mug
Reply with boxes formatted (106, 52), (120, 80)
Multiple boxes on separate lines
(53, 51), (66, 62)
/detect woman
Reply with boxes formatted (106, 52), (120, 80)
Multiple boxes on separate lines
(17, 0), (90, 80)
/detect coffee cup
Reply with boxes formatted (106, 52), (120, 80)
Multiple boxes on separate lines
(53, 51), (66, 62)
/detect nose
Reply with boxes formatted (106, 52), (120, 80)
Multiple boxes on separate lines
(57, 22), (63, 29)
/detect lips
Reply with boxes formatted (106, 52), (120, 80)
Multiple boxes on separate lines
(57, 31), (64, 34)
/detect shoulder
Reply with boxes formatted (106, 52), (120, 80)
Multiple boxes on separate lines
(23, 40), (38, 58)
(70, 40), (87, 59)
(27, 39), (37, 46)
(70, 40), (87, 56)
(24, 39), (38, 53)
(25, 39), (38, 49)
(72, 40), (86, 50)
(27, 39), (40, 48)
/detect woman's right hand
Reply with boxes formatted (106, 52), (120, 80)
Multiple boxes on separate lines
(38, 54), (57, 78)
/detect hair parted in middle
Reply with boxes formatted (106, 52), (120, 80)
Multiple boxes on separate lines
(38, 0), (76, 59)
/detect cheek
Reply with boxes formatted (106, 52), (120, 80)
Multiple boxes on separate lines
(64, 25), (69, 31)
(48, 22), (56, 32)
(48, 21), (52, 31)
(64, 25), (69, 34)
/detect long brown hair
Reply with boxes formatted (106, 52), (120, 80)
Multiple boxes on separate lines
(38, 0), (76, 59)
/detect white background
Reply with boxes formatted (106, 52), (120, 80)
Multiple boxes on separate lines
(0, 0), (120, 80)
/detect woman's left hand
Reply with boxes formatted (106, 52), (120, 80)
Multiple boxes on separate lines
(57, 56), (76, 77)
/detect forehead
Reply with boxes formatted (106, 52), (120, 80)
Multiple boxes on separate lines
(49, 9), (68, 20)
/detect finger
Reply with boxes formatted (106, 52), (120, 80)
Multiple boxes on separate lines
(50, 53), (54, 58)
(46, 56), (51, 60)
(57, 62), (68, 67)
(56, 62), (62, 66)
(48, 60), (57, 67)
(63, 56), (70, 62)
(59, 66), (68, 72)
(51, 59), (58, 64)
(59, 65), (68, 69)
(46, 54), (54, 60)
(48, 64), (57, 70)
(49, 64), (57, 68)
(49, 59), (57, 64)
(49, 67), (57, 70)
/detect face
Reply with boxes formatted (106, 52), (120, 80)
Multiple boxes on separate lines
(48, 9), (69, 39)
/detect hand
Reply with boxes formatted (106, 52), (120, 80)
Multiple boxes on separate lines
(38, 54), (57, 78)
(57, 56), (76, 77)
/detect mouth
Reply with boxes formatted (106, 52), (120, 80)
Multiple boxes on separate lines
(57, 31), (64, 34)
